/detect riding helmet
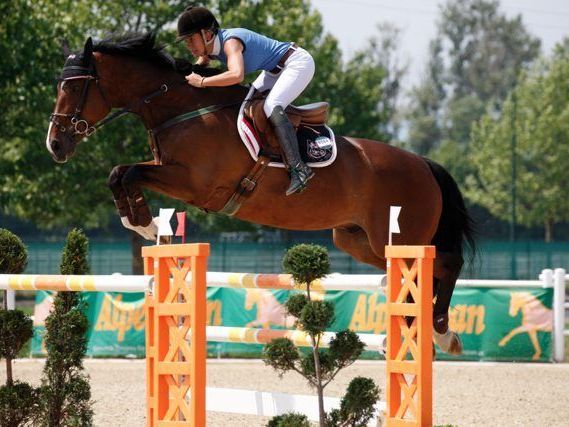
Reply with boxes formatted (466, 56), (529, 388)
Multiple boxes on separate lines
(176, 6), (220, 40)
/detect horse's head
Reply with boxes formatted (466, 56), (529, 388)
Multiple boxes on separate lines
(46, 37), (111, 163)
(508, 292), (530, 317)
(244, 289), (262, 311)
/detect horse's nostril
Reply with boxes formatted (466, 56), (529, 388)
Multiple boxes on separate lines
(51, 139), (60, 153)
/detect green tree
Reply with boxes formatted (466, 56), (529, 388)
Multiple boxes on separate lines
(39, 229), (93, 426)
(466, 53), (569, 241)
(406, 38), (445, 155)
(264, 244), (379, 427)
(406, 0), (540, 182)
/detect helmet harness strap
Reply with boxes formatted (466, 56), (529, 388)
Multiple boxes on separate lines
(201, 29), (216, 47)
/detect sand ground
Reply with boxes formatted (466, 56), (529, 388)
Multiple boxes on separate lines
(2, 359), (569, 426)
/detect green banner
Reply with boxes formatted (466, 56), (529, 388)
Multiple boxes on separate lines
(32, 286), (554, 361)
(32, 291), (146, 357)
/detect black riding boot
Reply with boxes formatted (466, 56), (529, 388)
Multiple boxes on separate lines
(269, 106), (314, 196)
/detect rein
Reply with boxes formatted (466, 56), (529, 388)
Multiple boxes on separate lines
(150, 100), (242, 136)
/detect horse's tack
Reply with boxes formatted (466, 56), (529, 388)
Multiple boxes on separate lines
(219, 155), (271, 215)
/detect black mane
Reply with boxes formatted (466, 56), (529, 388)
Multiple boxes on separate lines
(92, 32), (222, 77)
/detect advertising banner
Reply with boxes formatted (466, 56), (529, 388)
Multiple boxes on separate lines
(32, 286), (554, 361)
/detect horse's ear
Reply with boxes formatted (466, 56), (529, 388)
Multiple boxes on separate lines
(60, 38), (72, 58)
(83, 37), (94, 64)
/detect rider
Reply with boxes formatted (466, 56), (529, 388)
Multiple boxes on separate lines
(177, 5), (315, 196)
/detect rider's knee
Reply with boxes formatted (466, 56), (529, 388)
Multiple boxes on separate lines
(264, 100), (284, 119)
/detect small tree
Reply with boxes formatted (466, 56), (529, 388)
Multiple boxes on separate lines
(0, 229), (39, 426)
(0, 229), (29, 385)
(264, 244), (380, 427)
(38, 229), (93, 426)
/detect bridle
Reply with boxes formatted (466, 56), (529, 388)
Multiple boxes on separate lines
(50, 62), (108, 137)
(50, 59), (169, 139)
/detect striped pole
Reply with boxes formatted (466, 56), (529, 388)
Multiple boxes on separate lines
(0, 274), (151, 292)
(203, 326), (386, 352)
(202, 272), (386, 291)
(0, 272), (385, 293)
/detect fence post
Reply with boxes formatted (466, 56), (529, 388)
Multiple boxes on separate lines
(553, 268), (566, 363)
(143, 243), (210, 427)
(385, 245), (434, 427)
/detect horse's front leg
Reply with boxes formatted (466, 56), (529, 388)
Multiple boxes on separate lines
(120, 163), (189, 241)
(108, 165), (135, 221)
(108, 162), (158, 241)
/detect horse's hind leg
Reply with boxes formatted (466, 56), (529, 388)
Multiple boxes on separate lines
(333, 226), (386, 270)
(432, 251), (464, 355)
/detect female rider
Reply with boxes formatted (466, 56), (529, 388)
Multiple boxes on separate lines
(177, 6), (315, 196)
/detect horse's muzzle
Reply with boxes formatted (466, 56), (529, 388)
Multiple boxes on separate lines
(48, 138), (71, 163)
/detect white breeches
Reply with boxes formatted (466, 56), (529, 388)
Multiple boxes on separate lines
(252, 47), (316, 118)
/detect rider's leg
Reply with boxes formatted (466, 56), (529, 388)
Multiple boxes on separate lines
(269, 107), (315, 195)
(252, 70), (278, 93)
(265, 48), (316, 195)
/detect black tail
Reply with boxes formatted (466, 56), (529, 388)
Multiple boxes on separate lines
(424, 158), (476, 264)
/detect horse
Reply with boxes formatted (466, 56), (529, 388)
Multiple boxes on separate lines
(498, 292), (552, 360)
(46, 33), (475, 355)
(244, 289), (297, 329)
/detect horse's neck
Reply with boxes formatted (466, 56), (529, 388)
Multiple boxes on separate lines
(97, 54), (248, 129)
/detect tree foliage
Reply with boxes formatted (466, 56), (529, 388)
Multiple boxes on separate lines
(406, 0), (540, 184)
(466, 52), (569, 241)
(0, 229), (28, 274)
(264, 244), (376, 426)
(39, 229), (93, 426)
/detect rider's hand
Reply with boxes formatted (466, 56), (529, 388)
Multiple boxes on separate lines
(185, 73), (205, 88)
(196, 55), (210, 66)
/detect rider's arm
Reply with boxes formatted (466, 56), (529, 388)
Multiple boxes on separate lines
(202, 39), (244, 87)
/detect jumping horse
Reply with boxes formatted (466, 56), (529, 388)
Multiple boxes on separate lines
(46, 33), (475, 355)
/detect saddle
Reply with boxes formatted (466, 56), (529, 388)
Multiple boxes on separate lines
(243, 90), (329, 155)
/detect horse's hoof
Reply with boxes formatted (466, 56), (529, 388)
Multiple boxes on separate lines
(434, 330), (463, 356)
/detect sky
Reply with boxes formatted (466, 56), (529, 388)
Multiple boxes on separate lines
(310, 0), (569, 89)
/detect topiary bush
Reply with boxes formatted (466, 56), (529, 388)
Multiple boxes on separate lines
(0, 229), (27, 275)
(0, 310), (33, 364)
(267, 412), (311, 427)
(0, 382), (40, 427)
(265, 244), (379, 427)
(38, 228), (93, 427)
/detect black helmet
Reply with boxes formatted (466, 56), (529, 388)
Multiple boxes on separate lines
(176, 6), (220, 40)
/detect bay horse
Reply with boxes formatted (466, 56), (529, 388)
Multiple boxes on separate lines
(46, 33), (475, 355)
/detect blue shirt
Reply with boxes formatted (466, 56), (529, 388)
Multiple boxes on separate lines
(211, 28), (292, 74)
